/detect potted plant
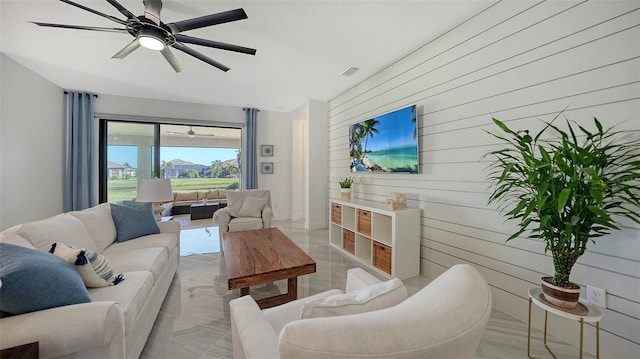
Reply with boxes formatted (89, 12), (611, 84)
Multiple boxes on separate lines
(339, 177), (354, 200)
(485, 114), (640, 309)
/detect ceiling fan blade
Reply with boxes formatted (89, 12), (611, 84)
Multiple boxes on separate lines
(112, 39), (141, 59)
(106, 0), (137, 20)
(171, 42), (230, 72)
(59, 0), (127, 25)
(143, 0), (162, 25)
(174, 34), (256, 55)
(160, 47), (184, 73)
(166, 8), (248, 34)
(31, 22), (127, 33)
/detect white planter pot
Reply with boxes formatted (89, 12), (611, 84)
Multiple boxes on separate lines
(340, 188), (352, 200)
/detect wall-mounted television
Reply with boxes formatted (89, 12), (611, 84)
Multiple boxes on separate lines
(349, 105), (418, 173)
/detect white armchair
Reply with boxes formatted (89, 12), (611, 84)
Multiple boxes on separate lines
(229, 264), (492, 359)
(213, 190), (273, 237)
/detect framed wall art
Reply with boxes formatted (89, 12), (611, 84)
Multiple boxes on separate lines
(261, 144), (274, 157)
(260, 162), (274, 174)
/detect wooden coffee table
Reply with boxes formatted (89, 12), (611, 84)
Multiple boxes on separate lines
(222, 227), (316, 309)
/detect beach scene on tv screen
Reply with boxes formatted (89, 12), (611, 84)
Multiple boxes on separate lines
(349, 105), (418, 173)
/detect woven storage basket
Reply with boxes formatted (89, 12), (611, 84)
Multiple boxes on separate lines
(357, 210), (371, 236)
(342, 229), (355, 254)
(373, 241), (392, 274)
(331, 203), (342, 224)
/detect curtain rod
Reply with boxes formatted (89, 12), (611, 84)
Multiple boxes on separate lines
(242, 107), (260, 111)
(64, 91), (98, 98)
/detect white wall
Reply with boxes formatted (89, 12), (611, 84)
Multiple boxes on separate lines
(0, 54), (64, 229)
(327, 1), (639, 357)
(253, 110), (293, 220)
(293, 100), (328, 229)
(291, 112), (306, 221)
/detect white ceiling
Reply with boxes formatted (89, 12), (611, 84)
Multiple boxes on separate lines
(0, 0), (489, 112)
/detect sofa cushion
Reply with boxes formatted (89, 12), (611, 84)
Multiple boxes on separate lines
(20, 214), (97, 252)
(218, 190), (227, 199)
(228, 217), (264, 232)
(110, 203), (160, 242)
(68, 203), (117, 252)
(50, 242), (124, 288)
(103, 247), (168, 282)
(101, 233), (177, 258)
(238, 197), (267, 218)
(206, 191), (220, 200)
(0, 243), (91, 315)
(224, 191), (245, 216)
(175, 192), (198, 201)
(88, 271), (153, 334)
(263, 289), (343, 336)
(301, 278), (407, 319)
(0, 232), (36, 249)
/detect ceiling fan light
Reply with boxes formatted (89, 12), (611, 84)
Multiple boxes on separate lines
(138, 34), (164, 51)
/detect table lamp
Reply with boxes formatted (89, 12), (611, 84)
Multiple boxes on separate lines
(136, 178), (173, 221)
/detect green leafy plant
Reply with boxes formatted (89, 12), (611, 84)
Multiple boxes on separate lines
(485, 113), (640, 288)
(339, 177), (354, 189)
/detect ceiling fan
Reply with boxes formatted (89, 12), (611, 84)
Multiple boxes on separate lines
(31, 0), (257, 72)
(164, 126), (215, 138)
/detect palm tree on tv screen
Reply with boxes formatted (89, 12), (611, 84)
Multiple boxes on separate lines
(361, 118), (380, 155)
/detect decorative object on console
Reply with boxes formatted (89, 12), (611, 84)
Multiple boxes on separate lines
(136, 178), (174, 221)
(261, 144), (274, 156)
(386, 192), (407, 210)
(260, 162), (274, 174)
(49, 242), (124, 287)
(339, 177), (353, 200)
(485, 113), (640, 309)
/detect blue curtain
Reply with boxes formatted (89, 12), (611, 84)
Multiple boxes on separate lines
(244, 108), (259, 189)
(65, 91), (96, 211)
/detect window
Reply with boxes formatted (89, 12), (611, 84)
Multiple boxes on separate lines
(100, 121), (241, 204)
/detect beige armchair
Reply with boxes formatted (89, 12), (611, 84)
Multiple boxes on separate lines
(214, 189), (273, 237)
(230, 264), (492, 359)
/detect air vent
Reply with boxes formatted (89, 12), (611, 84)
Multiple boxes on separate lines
(341, 66), (360, 76)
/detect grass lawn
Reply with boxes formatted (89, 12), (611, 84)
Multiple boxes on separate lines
(108, 177), (239, 203)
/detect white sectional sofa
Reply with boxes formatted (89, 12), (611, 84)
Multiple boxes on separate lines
(0, 203), (180, 359)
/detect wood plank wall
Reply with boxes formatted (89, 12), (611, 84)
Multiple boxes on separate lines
(327, 1), (640, 357)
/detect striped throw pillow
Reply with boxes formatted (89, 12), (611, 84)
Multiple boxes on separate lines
(50, 242), (124, 288)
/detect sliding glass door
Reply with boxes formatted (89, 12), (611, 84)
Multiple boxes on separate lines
(101, 121), (158, 203)
(100, 120), (241, 204)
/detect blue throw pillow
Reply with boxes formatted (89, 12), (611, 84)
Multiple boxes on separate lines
(110, 202), (160, 242)
(0, 243), (91, 315)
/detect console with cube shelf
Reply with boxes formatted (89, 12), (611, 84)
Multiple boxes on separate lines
(329, 198), (420, 279)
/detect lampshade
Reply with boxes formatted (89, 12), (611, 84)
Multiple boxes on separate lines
(136, 178), (173, 203)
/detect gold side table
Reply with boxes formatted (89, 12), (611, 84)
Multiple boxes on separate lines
(528, 288), (603, 359)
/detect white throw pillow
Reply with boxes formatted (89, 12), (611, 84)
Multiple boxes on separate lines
(68, 203), (117, 252)
(20, 214), (97, 252)
(301, 277), (408, 319)
(238, 197), (268, 218)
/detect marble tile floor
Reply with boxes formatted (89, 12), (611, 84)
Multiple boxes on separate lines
(140, 220), (593, 359)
